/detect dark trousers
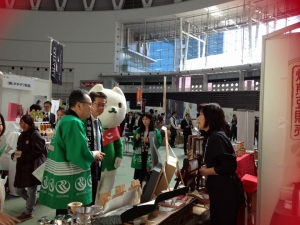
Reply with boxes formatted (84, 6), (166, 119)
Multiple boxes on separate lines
(183, 134), (189, 153)
(170, 134), (176, 147)
(230, 127), (237, 141)
(91, 162), (101, 205)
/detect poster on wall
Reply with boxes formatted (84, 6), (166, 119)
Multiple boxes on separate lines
(166, 99), (184, 124)
(50, 39), (63, 85)
(34, 95), (48, 109)
(183, 102), (197, 119)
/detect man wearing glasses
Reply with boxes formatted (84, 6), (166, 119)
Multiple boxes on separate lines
(85, 91), (107, 204)
(39, 89), (105, 215)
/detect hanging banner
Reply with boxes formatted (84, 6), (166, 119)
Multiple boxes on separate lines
(291, 64), (300, 140)
(3, 75), (34, 91)
(137, 86), (142, 106)
(81, 81), (104, 88)
(50, 39), (63, 85)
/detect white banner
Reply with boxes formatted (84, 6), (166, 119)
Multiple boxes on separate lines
(3, 75), (34, 91)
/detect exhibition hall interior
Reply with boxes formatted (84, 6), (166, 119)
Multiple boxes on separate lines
(0, 0), (300, 224)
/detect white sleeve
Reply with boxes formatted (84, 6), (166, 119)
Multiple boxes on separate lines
(170, 117), (177, 129)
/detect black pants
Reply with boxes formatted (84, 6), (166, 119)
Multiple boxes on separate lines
(230, 127), (237, 141)
(183, 134), (189, 153)
(91, 162), (101, 205)
(170, 134), (176, 147)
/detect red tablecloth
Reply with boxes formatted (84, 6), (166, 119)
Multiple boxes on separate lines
(236, 153), (257, 179)
(270, 200), (300, 225)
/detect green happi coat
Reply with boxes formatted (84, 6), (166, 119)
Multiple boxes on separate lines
(39, 110), (95, 209)
(131, 128), (162, 169)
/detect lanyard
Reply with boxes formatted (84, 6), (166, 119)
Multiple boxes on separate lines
(203, 137), (209, 163)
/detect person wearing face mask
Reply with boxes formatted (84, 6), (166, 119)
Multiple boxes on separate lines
(11, 115), (47, 222)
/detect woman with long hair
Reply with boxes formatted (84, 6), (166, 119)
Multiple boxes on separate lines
(131, 113), (162, 184)
(198, 103), (244, 225)
(12, 115), (47, 222)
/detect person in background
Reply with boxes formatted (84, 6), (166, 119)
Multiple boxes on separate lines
(12, 115), (47, 222)
(29, 104), (37, 113)
(119, 115), (127, 137)
(42, 101), (56, 128)
(56, 107), (66, 121)
(230, 114), (237, 141)
(0, 113), (21, 225)
(131, 113), (162, 184)
(38, 89), (105, 215)
(254, 116), (259, 145)
(125, 112), (135, 133)
(181, 113), (193, 155)
(53, 107), (66, 129)
(133, 112), (142, 130)
(157, 113), (165, 125)
(169, 111), (178, 148)
(85, 91), (107, 204)
(198, 103), (244, 225)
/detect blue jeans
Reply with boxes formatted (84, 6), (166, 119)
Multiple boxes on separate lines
(16, 186), (38, 214)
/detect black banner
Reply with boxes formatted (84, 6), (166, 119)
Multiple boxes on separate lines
(50, 40), (63, 85)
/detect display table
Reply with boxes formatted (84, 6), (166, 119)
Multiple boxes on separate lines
(148, 197), (197, 225)
(270, 200), (300, 225)
(236, 153), (257, 179)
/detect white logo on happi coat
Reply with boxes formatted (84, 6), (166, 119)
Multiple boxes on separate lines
(55, 180), (71, 194)
(49, 179), (55, 192)
(87, 175), (92, 187)
(42, 176), (48, 189)
(75, 177), (86, 191)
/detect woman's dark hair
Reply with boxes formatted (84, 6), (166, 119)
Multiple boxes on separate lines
(200, 103), (226, 132)
(36, 104), (42, 111)
(21, 115), (35, 128)
(139, 112), (154, 132)
(0, 113), (6, 136)
(29, 104), (37, 112)
(57, 107), (66, 115)
(171, 111), (176, 116)
(197, 103), (208, 113)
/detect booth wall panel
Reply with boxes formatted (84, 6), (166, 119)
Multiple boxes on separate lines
(258, 33), (300, 225)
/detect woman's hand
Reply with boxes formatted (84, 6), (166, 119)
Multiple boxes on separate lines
(143, 137), (149, 143)
(136, 134), (140, 140)
(200, 165), (217, 176)
(10, 153), (15, 161)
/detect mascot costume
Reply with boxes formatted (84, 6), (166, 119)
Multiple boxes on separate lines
(89, 84), (126, 206)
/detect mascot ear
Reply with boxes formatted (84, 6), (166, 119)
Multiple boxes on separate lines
(89, 84), (104, 94)
(112, 87), (125, 97)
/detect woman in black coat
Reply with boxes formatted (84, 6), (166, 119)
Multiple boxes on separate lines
(12, 115), (47, 222)
(198, 103), (244, 225)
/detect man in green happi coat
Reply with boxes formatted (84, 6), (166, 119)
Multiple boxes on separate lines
(39, 89), (105, 215)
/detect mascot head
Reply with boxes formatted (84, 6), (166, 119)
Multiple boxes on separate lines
(89, 84), (127, 128)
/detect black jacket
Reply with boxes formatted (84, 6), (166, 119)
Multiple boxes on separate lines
(43, 112), (56, 128)
(126, 116), (136, 132)
(180, 119), (193, 136)
(14, 127), (47, 188)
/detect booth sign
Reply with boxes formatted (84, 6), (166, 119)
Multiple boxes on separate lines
(291, 65), (300, 140)
(3, 75), (34, 91)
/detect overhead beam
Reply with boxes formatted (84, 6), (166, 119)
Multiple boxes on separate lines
(83, 0), (95, 11)
(142, 0), (153, 8)
(55, 0), (68, 11)
(30, 0), (41, 10)
(112, 0), (125, 10)
(5, 0), (15, 9)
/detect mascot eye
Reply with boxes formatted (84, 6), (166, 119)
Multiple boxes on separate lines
(118, 103), (122, 108)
